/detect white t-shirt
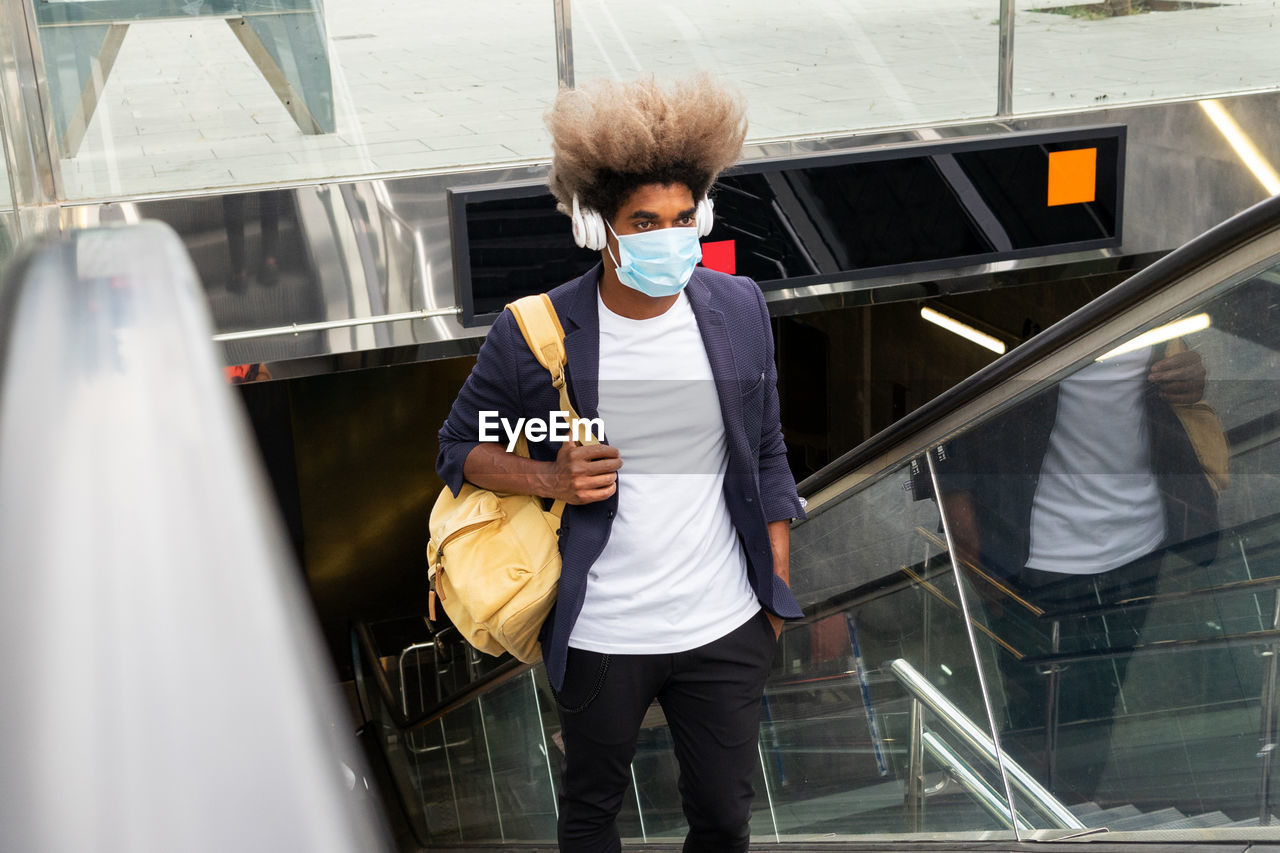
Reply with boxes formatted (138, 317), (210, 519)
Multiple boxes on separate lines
(567, 291), (760, 653)
(1026, 346), (1167, 574)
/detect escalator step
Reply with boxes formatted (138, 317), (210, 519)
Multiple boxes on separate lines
(1077, 804), (1141, 828)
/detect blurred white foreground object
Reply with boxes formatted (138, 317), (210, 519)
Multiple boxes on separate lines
(0, 223), (389, 853)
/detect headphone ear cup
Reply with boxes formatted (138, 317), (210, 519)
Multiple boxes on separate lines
(696, 197), (715, 237)
(585, 209), (606, 251)
(571, 195), (588, 248)
(571, 195), (607, 250)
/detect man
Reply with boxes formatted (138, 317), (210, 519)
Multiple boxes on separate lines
(436, 74), (804, 852)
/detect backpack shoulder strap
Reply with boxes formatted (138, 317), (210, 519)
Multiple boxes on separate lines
(508, 293), (567, 376)
(505, 294), (598, 447)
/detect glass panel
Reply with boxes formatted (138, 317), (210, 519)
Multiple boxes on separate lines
(419, 672), (557, 843)
(0, 79), (18, 271)
(404, 718), (463, 844)
(0, 211), (16, 277)
(435, 700), (503, 840)
(397, 674), (558, 845)
(359, 616), (547, 844)
(933, 253), (1280, 838)
(355, 625), (436, 844)
(44, 0), (558, 200)
(475, 671), (559, 840)
(1014, 2), (1280, 114)
(762, 458), (1018, 840)
(572, 2), (998, 140)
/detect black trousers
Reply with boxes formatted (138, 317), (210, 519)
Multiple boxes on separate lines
(553, 609), (777, 853)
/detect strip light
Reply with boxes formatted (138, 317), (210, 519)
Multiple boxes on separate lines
(920, 306), (1006, 355)
(1096, 313), (1211, 362)
(1200, 100), (1280, 197)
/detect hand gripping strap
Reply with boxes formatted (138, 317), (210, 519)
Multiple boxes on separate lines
(506, 294), (600, 520)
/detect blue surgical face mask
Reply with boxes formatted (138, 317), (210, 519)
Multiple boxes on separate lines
(606, 223), (702, 298)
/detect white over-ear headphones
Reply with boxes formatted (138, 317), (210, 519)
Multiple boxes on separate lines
(571, 195), (608, 251)
(695, 197), (715, 238)
(571, 193), (716, 251)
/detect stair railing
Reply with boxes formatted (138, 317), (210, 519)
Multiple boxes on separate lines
(888, 658), (1085, 832)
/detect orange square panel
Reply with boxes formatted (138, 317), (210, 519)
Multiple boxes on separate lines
(1047, 148), (1097, 206)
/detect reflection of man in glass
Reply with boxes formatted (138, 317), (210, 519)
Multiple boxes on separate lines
(935, 339), (1219, 796)
(222, 191), (284, 293)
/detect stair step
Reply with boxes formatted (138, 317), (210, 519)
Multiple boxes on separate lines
(1068, 802), (1103, 818)
(1106, 807), (1186, 831)
(1225, 815), (1280, 827)
(1153, 810), (1234, 830)
(1077, 804), (1141, 828)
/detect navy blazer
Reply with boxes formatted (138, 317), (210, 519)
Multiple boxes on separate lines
(437, 264), (806, 690)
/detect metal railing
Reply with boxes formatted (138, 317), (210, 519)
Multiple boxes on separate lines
(888, 658), (1085, 832)
(351, 621), (527, 734)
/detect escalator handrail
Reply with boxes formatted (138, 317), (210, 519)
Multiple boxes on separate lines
(352, 621), (530, 733)
(0, 224), (390, 853)
(798, 192), (1280, 499)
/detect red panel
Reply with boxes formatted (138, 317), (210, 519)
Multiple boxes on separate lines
(701, 240), (736, 275)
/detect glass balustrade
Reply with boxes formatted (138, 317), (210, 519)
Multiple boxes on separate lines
(0, 0), (1266, 204)
(569, 1), (998, 140)
(40, 0), (560, 200)
(1013, 0), (1280, 115)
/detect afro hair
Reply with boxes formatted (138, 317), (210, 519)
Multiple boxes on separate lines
(544, 73), (748, 223)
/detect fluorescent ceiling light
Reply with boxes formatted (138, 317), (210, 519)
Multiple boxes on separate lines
(1200, 99), (1280, 197)
(920, 306), (1006, 355)
(1096, 313), (1211, 361)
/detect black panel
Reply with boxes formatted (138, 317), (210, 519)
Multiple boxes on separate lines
(450, 126), (1125, 325)
(951, 136), (1120, 249)
(449, 183), (598, 323)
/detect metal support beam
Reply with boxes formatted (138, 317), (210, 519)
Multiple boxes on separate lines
(997, 0), (1015, 116)
(1259, 588), (1280, 825)
(553, 0), (574, 89)
(906, 698), (925, 831)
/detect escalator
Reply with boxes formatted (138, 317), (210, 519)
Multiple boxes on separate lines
(354, 191), (1280, 851)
